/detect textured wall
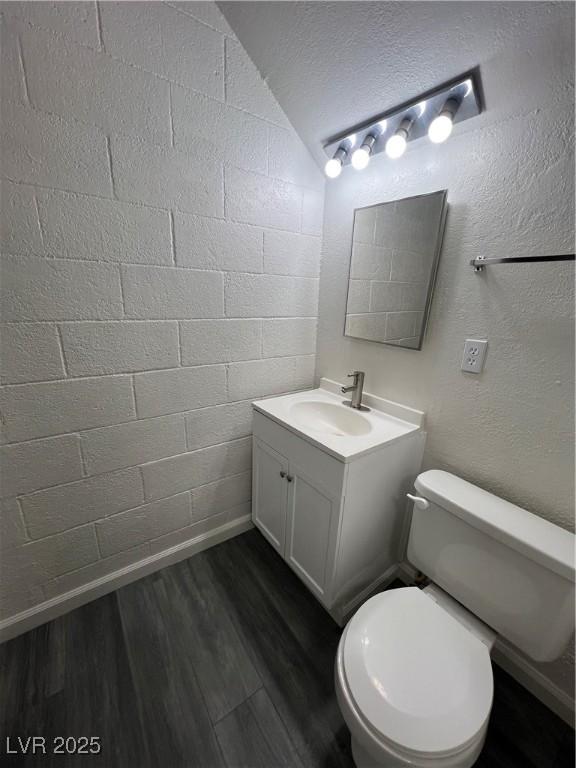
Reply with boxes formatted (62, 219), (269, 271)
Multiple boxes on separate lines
(0, 1), (324, 622)
(315, 11), (574, 697)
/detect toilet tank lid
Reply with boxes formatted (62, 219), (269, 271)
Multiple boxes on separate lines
(414, 470), (575, 582)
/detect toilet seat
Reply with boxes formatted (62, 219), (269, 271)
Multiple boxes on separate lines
(341, 587), (494, 759)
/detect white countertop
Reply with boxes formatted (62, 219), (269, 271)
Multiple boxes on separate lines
(252, 379), (425, 462)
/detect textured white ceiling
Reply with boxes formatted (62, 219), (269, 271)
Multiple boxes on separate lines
(218, 1), (571, 167)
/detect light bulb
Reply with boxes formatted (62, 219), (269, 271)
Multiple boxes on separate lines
(428, 98), (459, 144)
(351, 147), (370, 170)
(324, 157), (342, 178)
(428, 114), (453, 143)
(324, 145), (347, 178)
(385, 133), (407, 159)
(385, 117), (411, 159)
(351, 134), (376, 170)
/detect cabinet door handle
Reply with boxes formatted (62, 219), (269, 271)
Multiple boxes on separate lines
(286, 475), (293, 483)
(280, 471), (286, 478)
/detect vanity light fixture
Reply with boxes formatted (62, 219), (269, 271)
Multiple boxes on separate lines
(385, 117), (413, 159)
(321, 70), (482, 176)
(428, 97), (460, 144)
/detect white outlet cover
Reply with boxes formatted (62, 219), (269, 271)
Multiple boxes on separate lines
(461, 339), (488, 373)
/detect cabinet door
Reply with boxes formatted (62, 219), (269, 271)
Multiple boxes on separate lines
(285, 464), (340, 603)
(252, 438), (289, 554)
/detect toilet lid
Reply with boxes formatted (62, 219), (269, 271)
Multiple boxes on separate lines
(343, 587), (493, 756)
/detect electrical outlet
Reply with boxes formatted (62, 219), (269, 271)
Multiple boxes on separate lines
(461, 339), (488, 373)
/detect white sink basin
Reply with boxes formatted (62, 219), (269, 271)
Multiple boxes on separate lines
(289, 400), (372, 437)
(252, 380), (425, 462)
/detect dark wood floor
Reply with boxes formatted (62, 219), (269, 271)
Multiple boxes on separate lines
(1, 529), (574, 767)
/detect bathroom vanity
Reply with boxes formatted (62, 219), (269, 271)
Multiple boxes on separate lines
(251, 379), (426, 622)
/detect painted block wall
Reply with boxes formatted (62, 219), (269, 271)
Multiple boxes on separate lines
(315, 11), (575, 700)
(0, 1), (324, 623)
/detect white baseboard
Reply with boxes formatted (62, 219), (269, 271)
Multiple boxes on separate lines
(0, 515), (253, 644)
(395, 562), (575, 726)
(396, 561), (420, 584)
(491, 642), (575, 727)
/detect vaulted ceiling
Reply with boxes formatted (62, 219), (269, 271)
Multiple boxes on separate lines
(219, 1), (570, 168)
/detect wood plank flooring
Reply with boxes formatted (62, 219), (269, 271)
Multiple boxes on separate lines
(1, 529), (574, 767)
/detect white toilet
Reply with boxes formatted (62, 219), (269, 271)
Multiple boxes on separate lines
(335, 470), (575, 768)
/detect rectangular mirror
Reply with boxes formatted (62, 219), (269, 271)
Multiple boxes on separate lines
(344, 190), (448, 349)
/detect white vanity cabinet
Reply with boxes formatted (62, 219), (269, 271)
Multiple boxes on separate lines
(253, 412), (343, 604)
(251, 386), (426, 622)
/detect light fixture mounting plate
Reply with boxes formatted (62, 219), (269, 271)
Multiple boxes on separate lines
(322, 70), (482, 165)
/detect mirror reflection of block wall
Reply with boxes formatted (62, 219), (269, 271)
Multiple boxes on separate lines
(345, 190), (447, 349)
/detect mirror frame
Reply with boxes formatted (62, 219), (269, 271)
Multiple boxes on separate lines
(344, 189), (448, 350)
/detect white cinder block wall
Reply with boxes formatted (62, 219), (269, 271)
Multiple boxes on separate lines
(0, 1), (324, 624)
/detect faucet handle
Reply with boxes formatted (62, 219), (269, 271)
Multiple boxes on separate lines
(347, 370), (361, 379)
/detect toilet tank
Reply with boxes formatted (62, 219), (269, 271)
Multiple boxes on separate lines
(407, 470), (575, 662)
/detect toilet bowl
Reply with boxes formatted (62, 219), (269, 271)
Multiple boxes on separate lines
(335, 587), (494, 768)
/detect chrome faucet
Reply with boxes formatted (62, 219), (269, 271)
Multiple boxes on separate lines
(341, 371), (369, 410)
